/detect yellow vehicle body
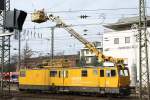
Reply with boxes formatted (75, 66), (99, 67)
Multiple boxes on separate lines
(19, 66), (130, 95)
(19, 69), (49, 90)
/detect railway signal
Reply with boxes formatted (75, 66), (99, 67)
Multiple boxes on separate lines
(5, 9), (27, 32)
(0, 0), (4, 10)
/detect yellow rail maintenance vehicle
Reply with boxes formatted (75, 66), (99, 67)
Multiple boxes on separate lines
(19, 65), (130, 95)
(19, 10), (131, 96)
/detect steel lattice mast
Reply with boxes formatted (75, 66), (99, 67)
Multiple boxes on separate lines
(139, 0), (150, 100)
(0, 0), (11, 95)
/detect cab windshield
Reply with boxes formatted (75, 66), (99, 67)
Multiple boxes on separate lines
(119, 69), (129, 76)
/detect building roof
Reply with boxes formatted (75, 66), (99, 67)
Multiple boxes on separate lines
(103, 16), (150, 31)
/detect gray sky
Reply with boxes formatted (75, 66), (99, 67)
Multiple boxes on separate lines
(10, 0), (149, 56)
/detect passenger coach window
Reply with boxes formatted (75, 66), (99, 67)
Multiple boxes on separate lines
(111, 70), (116, 77)
(100, 70), (104, 77)
(50, 71), (57, 77)
(82, 70), (87, 77)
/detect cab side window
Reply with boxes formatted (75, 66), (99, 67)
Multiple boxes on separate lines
(106, 70), (116, 77)
(106, 70), (111, 77)
(63, 70), (68, 78)
(50, 71), (57, 77)
(93, 69), (98, 76)
(82, 70), (88, 77)
(58, 71), (61, 78)
(111, 70), (116, 77)
(100, 70), (104, 77)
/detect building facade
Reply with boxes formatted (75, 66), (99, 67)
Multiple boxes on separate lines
(80, 41), (103, 65)
(103, 16), (150, 86)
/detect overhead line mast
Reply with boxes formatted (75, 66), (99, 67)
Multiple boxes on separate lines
(139, 0), (150, 100)
(0, 0), (11, 95)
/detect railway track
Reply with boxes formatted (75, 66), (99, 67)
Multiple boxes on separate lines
(0, 90), (138, 100)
